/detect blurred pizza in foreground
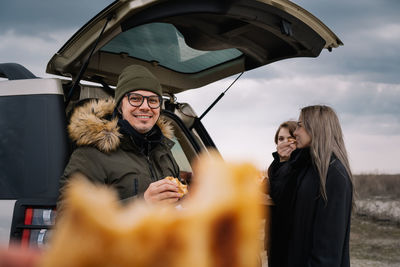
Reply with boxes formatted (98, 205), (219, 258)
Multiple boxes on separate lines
(40, 151), (263, 267)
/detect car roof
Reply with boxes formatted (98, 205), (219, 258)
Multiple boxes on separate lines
(46, 0), (342, 94)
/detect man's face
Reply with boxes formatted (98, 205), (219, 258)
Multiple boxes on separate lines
(120, 90), (161, 134)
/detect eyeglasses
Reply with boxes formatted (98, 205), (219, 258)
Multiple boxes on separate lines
(126, 92), (162, 109)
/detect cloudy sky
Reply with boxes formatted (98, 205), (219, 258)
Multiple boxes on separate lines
(1, 0), (399, 174)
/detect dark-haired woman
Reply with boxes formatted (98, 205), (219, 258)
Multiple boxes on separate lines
(265, 121), (296, 261)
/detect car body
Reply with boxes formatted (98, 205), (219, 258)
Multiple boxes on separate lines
(0, 0), (341, 248)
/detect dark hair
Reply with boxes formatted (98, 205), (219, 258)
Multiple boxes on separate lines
(273, 121), (297, 144)
(266, 120), (297, 178)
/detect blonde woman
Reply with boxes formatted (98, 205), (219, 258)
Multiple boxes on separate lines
(268, 105), (353, 267)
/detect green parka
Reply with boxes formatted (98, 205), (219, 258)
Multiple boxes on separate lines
(60, 98), (180, 201)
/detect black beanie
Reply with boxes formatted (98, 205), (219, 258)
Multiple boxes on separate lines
(115, 65), (162, 105)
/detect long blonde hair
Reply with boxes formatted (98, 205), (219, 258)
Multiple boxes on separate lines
(300, 105), (353, 203)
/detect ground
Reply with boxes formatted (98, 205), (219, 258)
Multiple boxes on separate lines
(261, 214), (400, 267)
(350, 214), (400, 267)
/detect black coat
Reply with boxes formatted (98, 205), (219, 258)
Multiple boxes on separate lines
(268, 148), (352, 267)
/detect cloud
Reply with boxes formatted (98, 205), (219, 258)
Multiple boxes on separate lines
(180, 71), (400, 130)
(178, 71), (400, 173)
(0, 0), (114, 36)
(345, 133), (400, 174)
(0, 29), (73, 76)
(242, 0), (400, 84)
(295, 0), (400, 31)
(0, 1), (113, 77)
(373, 23), (400, 42)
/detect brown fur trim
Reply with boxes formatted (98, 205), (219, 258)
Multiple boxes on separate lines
(157, 117), (174, 140)
(68, 98), (175, 153)
(68, 98), (121, 153)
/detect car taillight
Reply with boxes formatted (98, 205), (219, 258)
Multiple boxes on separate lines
(20, 208), (56, 248)
(21, 208), (33, 248)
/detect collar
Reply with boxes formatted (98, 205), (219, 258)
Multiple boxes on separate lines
(118, 117), (164, 155)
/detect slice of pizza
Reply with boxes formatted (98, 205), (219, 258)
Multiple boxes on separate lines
(40, 151), (264, 267)
(165, 176), (188, 196)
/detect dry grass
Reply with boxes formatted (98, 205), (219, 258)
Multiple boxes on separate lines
(351, 214), (400, 266)
(353, 174), (400, 199)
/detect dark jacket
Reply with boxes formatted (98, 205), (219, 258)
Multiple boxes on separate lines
(60, 99), (180, 201)
(268, 148), (352, 267)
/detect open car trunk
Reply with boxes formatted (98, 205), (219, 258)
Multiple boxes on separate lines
(46, 0), (342, 94)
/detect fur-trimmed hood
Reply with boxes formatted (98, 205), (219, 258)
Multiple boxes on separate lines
(68, 98), (174, 153)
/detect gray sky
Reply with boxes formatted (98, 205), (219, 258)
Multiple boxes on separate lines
(1, 0), (399, 174)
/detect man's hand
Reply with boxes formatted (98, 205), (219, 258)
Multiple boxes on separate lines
(144, 179), (182, 204)
(277, 141), (296, 162)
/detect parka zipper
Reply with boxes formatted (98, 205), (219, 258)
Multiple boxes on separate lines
(129, 135), (158, 182)
(145, 137), (158, 182)
(146, 155), (158, 182)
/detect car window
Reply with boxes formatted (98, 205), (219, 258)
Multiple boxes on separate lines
(170, 137), (192, 173)
(100, 22), (242, 73)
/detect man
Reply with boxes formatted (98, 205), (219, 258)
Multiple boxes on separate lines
(60, 65), (182, 205)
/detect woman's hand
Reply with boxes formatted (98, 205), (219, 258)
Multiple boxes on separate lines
(144, 179), (182, 205)
(277, 140), (296, 162)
